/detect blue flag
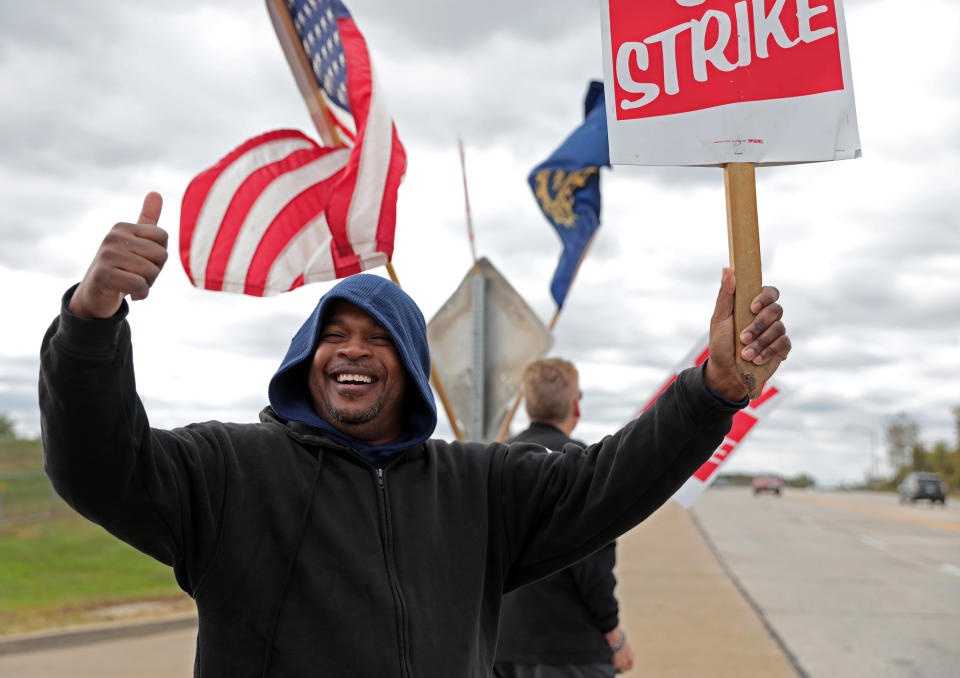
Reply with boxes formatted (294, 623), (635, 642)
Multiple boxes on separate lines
(529, 81), (610, 309)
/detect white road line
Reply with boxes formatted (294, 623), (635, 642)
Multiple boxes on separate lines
(858, 535), (888, 550)
(940, 564), (960, 577)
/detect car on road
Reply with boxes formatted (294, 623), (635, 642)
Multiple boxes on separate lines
(751, 476), (783, 496)
(898, 472), (948, 505)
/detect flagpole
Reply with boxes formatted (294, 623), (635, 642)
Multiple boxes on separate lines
(495, 231), (598, 442)
(458, 137), (479, 267)
(266, 0), (464, 440)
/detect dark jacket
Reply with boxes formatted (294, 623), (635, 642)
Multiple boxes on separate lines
(39, 277), (740, 678)
(496, 423), (619, 666)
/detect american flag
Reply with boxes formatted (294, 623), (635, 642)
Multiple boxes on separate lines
(179, 0), (406, 296)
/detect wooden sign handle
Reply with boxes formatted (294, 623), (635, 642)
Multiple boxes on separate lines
(723, 162), (767, 400)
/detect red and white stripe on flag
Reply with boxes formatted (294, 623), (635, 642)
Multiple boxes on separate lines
(179, 10), (406, 296)
(322, 13), (406, 282)
(180, 127), (403, 296)
(637, 336), (783, 509)
(181, 130), (345, 296)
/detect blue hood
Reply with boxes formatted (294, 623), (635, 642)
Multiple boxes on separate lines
(268, 274), (437, 462)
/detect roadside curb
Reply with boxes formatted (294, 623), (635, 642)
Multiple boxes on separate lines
(0, 612), (197, 656)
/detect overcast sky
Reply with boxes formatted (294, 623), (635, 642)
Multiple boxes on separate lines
(1, 0), (957, 487)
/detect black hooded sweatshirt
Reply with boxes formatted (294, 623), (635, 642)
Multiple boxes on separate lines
(39, 275), (740, 677)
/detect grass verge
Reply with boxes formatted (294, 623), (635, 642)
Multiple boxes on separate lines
(0, 514), (190, 635)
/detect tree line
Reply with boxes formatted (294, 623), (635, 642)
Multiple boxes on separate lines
(885, 406), (960, 491)
(0, 414), (16, 442)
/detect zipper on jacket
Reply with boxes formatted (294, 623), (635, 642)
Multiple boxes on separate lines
(373, 466), (414, 678)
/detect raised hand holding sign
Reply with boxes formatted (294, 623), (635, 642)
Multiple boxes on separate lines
(705, 268), (788, 402)
(68, 192), (168, 319)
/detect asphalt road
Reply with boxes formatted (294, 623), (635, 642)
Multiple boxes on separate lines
(0, 626), (196, 677)
(693, 488), (960, 678)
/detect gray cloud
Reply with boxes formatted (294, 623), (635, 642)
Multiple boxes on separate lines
(357, 1), (596, 50)
(143, 394), (268, 430)
(0, 355), (42, 438)
(188, 310), (307, 358)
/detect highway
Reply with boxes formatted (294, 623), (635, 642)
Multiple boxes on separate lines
(693, 488), (960, 678)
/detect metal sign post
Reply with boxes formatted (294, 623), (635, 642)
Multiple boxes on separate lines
(428, 259), (553, 441)
(471, 272), (486, 439)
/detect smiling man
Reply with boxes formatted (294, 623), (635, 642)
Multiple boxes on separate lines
(39, 193), (791, 677)
(309, 301), (408, 443)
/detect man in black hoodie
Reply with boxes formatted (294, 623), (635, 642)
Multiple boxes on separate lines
(495, 358), (634, 678)
(39, 192), (791, 677)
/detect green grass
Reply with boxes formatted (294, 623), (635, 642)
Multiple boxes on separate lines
(0, 472), (58, 520)
(0, 439), (189, 634)
(0, 515), (187, 634)
(0, 438), (44, 473)
(0, 437), (63, 526)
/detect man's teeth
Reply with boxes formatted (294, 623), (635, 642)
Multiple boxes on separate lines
(337, 374), (373, 384)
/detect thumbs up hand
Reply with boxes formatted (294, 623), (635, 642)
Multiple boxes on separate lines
(68, 192), (169, 319)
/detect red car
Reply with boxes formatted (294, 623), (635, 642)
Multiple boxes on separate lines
(752, 476), (783, 496)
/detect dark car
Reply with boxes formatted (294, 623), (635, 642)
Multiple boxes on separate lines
(898, 472), (947, 505)
(751, 476), (783, 496)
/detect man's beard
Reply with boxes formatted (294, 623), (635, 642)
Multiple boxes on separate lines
(325, 394), (383, 426)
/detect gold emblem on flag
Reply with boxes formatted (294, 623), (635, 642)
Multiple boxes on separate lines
(532, 167), (599, 228)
